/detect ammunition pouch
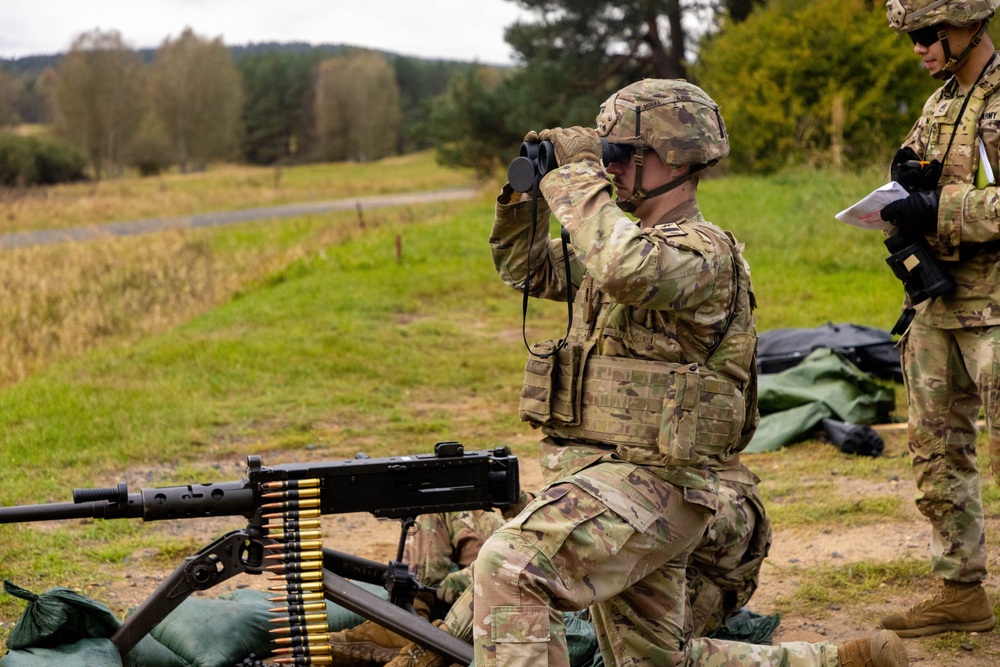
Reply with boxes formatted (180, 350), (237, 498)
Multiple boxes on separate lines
(519, 345), (746, 468)
(518, 339), (593, 426)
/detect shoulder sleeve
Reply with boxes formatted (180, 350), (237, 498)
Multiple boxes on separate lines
(936, 91), (1000, 254)
(489, 184), (579, 301)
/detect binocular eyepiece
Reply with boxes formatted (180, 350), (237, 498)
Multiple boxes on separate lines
(508, 138), (635, 193)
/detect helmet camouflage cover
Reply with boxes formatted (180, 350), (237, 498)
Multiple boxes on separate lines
(595, 79), (729, 167)
(886, 0), (999, 32)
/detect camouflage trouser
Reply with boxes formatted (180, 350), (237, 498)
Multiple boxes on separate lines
(439, 465), (768, 646)
(470, 460), (831, 667)
(901, 318), (1000, 582)
(687, 469), (771, 638)
(404, 508), (504, 604)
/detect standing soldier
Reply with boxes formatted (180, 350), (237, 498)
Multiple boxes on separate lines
(473, 78), (907, 667)
(878, 0), (1000, 637)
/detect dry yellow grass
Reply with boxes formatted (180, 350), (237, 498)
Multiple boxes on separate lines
(0, 195), (473, 387)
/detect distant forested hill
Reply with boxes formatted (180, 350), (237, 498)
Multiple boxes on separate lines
(1, 41), (477, 77)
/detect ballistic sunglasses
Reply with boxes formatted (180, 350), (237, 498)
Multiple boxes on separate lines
(908, 24), (944, 48)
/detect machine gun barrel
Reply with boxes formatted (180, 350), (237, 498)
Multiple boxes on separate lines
(0, 443), (519, 525)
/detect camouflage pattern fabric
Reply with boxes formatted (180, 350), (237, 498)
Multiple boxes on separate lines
(886, 0), (1000, 33)
(899, 58), (1000, 327)
(595, 79), (729, 167)
(889, 48), (1000, 586)
(403, 509), (503, 605)
(472, 460), (713, 667)
(471, 460), (832, 667)
(899, 318), (1000, 581)
(481, 81), (788, 663)
(431, 462), (769, 645)
(687, 461), (772, 638)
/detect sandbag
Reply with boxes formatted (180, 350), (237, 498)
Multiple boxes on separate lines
(3, 580), (120, 650)
(0, 637), (123, 667)
(147, 592), (274, 667)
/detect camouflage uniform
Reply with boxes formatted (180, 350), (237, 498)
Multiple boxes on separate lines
(404, 509), (504, 607)
(888, 4), (1000, 585)
(686, 459), (770, 638)
(476, 80), (839, 667)
(425, 461), (770, 645)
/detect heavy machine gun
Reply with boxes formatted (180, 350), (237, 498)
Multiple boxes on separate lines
(0, 442), (519, 665)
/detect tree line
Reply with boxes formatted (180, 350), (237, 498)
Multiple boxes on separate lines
(0, 0), (986, 183)
(433, 0), (947, 176)
(0, 30), (474, 181)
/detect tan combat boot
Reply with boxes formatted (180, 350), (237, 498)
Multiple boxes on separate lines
(880, 580), (996, 637)
(383, 620), (458, 667)
(326, 619), (410, 664)
(836, 630), (908, 667)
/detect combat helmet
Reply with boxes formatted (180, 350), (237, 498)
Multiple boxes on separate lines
(886, 0), (998, 79)
(595, 79), (728, 213)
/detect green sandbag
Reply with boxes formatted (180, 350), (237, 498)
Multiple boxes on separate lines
(124, 634), (194, 667)
(564, 611), (599, 667)
(148, 593), (274, 667)
(146, 583), (390, 667)
(0, 637), (123, 667)
(3, 580), (120, 650)
(708, 608), (781, 645)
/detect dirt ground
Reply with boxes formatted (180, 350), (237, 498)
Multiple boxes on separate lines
(76, 444), (1000, 666)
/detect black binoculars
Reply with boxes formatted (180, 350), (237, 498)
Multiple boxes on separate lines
(508, 138), (635, 192)
(884, 232), (955, 306)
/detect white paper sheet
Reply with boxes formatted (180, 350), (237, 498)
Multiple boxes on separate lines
(835, 181), (909, 232)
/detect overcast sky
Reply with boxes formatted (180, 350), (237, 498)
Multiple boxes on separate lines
(0, 0), (534, 64)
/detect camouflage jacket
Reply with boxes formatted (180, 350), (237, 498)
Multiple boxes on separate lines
(490, 160), (758, 489)
(901, 53), (1000, 328)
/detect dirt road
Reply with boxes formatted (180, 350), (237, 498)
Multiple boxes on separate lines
(0, 187), (478, 249)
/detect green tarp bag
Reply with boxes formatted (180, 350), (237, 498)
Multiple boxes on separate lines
(745, 349), (895, 453)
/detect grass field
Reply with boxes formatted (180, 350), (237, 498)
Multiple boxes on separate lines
(0, 157), (996, 664)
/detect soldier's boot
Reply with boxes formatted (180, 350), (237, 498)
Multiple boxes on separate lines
(836, 630), (908, 667)
(326, 619), (410, 664)
(880, 580), (996, 637)
(383, 620), (457, 667)
(326, 595), (435, 665)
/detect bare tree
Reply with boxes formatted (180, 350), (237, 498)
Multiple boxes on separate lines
(0, 69), (25, 127)
(315, 52), (402, 162)
(147, 28), (244, 172)
(53, 29), (146, 179)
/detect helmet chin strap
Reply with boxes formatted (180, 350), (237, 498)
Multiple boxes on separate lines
(935, 20), (989, 80)
(615, 150), (699, 214)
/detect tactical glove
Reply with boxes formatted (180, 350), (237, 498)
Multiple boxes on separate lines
(880, 189), (940, 235)
(890, 146), (942, 192)
(523, 130), (540, 144)
(538, 126), (602, 165)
